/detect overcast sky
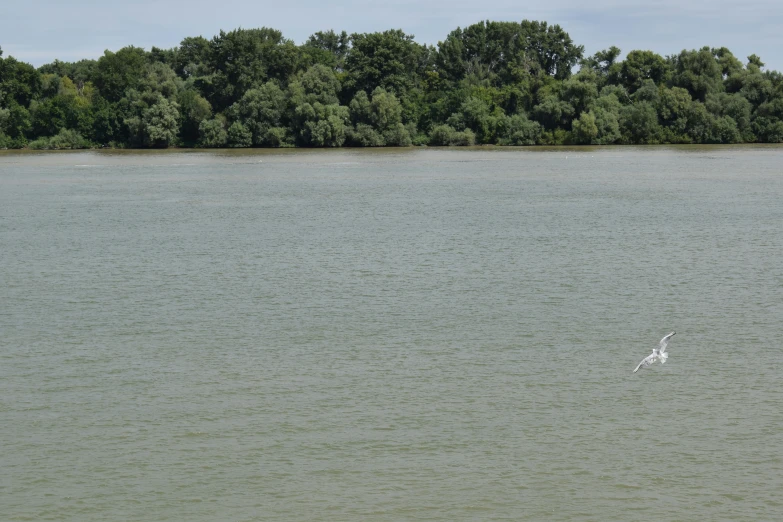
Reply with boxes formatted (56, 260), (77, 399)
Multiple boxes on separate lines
(3, 0), (782, 71)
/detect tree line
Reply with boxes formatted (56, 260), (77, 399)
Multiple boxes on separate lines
(1, 21), (782, 149)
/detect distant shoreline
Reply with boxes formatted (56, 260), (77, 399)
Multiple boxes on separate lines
(2, 23), (781, 150)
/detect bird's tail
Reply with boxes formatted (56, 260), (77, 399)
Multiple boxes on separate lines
(659, 352), (668, 364)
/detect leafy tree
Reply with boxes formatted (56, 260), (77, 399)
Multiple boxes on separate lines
(706, 92), (753, 141)
(198, 117), (228, 147)
(293, 102), (349, 146)
(178, 90), (212, 144)
(298, 64), (341, 105)
(657, 86), (692, 140)
(590, 107), (621, 144)
(670, 47), (723, 101)
(381, 122), (412, 146)
(632, 79), (660, 104)
(711, 115), (741, 143)
(175, 36), (211, 78)
(369, 87), (403, 131)
(581, 46), (622, 78)
(0, 106), (10, 145)
(347, 123), (384, 146)
(4, 21), (783, 148)
(142, 96), (180, 147)
(343, 29), (427, 100)
(446, 96), (507, 144)
(712, 47), (743, 78)
(303, 30), (350, 71)
(138, 62), (182, 98)
(125, 95), (180, 147)
(620, 102), (660, 143)
(756, 97), (783, 121)
(571, 111), (598, 144)
(228, 81), (287, 145)
(747, 54), (765, 69)
(28, 128), (90, 149)
(93, 46), (148, 102)
(753, 118), (783, 142)
(500, 113), (542, 145)
(532, 95), (574, 130)
(684, 102), (714, 143)
(202, 28), (302, 111)
(436, 20), (583, 84)
(428, 124), (475, 145)
(3, 102), (32, 142)
(346, 87), (411, 146)
(0, 55), (41, 107)
(37, 58), (97, 85)
(227, 121), (252, 147)
(561, 71), (599, 116)
(30, 97), (65, 136)
(614, 50), (668, 93)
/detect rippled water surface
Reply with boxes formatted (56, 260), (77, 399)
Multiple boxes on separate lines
(2, 147), (782, 521)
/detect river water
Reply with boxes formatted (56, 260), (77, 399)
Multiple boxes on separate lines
(1, 147), (782, 520)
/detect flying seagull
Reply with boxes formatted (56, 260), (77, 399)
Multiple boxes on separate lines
(633, 332), (676, 373)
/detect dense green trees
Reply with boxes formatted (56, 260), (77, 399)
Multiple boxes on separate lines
(1, 25), (783, 149)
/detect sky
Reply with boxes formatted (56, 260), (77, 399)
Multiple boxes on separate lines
(2, 0), (783, 71)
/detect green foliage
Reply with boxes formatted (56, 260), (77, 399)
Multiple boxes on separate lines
(143, 97), (180, 147)
(201, 28), (302, 112)
(428, 124), (475, 146)
(228, 82), (287, 145)
(138, 62), (182, 98)
(590, 107), (621, 144)
(298, 64), (341, 105)
(93, 46), (148, 102)
(562, 72), (599, 115)
(175, 36), (210, 78)
(382, 123), (413, 146)
(571, 111), (598, 144)
(3, 102), (32, 139)
(532, 96), (574, 130)
(178, 90), (212, 144)
(620, 102), (660, 143)
(437, 20), (583, 86)
(0, 106), (10, 146)
(346, 87), (411, 146)
(293, 102), (349, 146)
(303, 30), (349, 71)
(713, 47), (743, 78)
(684, 102), (713, 143)
(614, 50), (668, 93)
(706, 93), (753, 140)
(501, 114), (543, 145)
(581, 46), (622, 78)
(711, 116), (741, 143)
(8, 21), (783, 148)
(0, 55), (41, 107)
(227, 121), (252, 147)
(28, 128), (91, 149)
(263, 126), (294, 147)
(125, 95), (180, 147)
(198, 117), (228, 147)
(343, 29), (427, 100)
(671, 47), (724, 101)
(347, 123), (384, 146)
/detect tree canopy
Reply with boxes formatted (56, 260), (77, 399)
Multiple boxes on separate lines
(1, 22), (782, 149)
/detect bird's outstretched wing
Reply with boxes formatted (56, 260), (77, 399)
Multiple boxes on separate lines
(633, 353), (656, 373)
(658, 331), (676, 354)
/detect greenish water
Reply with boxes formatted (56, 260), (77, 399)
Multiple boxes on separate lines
(2, 147), (782, 521)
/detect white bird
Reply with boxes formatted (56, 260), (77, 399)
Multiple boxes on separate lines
(633, 332), (676, 373)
